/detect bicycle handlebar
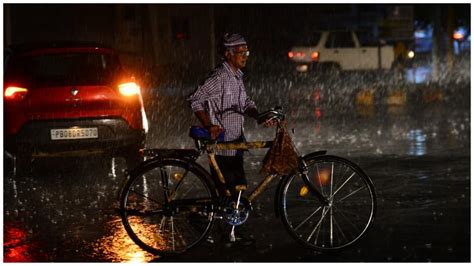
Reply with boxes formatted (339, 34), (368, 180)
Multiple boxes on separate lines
(256, 106), (285, 125)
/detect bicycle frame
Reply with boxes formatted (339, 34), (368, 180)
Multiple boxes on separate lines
(205, 137), (328, 204)
(142, 128), (329, 205)
(206, 140), (274, 202)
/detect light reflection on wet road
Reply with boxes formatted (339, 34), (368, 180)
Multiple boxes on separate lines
(3, 81), (470, 262)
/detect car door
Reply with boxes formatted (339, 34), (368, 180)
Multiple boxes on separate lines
(354, 31), (379, 70)
(323, 31), (358, 70)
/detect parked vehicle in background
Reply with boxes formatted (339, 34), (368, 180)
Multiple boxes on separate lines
(4, 42), (148, 176)
(288, 30), (397, 73)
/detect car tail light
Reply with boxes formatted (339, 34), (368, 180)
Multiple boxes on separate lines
(118, 82), (140, 96)
(288, 51), (294, 58)
(311, 52), (319, 61)
(453, 32), (464, 40)
(4, 86), (28, 100)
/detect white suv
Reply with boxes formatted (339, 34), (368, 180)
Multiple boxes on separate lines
(288, 30), (395, 73)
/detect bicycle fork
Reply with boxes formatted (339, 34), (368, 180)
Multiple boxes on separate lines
(300, 160), (330, 205)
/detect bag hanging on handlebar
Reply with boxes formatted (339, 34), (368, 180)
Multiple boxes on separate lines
(260, 122), (299, 176)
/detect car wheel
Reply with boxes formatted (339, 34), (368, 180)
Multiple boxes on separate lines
(4, 151), (15, 177)
(13, 154), (33, 178)
(124, 150), (144, 171)
(97, 154), (114, 177)
(329, 63), (341, 77)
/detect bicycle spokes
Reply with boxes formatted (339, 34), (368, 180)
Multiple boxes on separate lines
(305, 162), (364, 204)
(120, 160), (216, 255)
(281, 155), (376, 250)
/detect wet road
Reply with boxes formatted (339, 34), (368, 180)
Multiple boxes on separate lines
(3, 79), (470, 262)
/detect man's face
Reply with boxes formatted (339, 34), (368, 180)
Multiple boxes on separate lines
(226, 45), (249, 70)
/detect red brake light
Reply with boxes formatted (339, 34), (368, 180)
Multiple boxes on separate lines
(118, 82), (140, 96)
(311, 52), (319, 61)
(288, 51), (294, 58)
(5, 86), (28, 100)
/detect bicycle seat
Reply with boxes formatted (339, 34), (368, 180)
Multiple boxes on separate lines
(189, 126), (225, 142)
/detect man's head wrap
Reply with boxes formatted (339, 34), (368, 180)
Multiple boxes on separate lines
(222, 33), (247, 48)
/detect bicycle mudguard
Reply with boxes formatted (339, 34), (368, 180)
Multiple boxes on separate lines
(302, 150), (327, 158)
(142, 148), (200, 159)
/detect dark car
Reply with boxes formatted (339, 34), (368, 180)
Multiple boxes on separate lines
(4, 42), (148, 175)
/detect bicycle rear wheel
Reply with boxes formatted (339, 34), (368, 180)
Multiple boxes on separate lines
(279, 154), (376, 251)
(120, 158), (217, 255)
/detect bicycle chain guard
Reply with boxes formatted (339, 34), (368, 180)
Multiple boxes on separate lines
(221, 196), (251, 226)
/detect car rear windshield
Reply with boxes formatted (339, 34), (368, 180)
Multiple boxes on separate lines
(5, 52), (120, 87)
(295, 32), (322, 46)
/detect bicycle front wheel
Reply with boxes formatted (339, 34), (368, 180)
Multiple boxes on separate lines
(279, 155), (376, 251)
(120, 158), (217, 255)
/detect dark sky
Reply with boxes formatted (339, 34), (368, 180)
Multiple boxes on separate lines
(414, 4), (470, 26)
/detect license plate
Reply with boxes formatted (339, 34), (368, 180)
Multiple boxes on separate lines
(51, 127), (98, 140)
(296, 64), (309, 72)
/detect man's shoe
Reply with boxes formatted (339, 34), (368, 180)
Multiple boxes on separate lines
(233, 234), (255, 246)
(224, 233), (255, 247)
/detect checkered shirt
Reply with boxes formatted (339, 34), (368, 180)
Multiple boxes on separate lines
(187, 62), (256, 156)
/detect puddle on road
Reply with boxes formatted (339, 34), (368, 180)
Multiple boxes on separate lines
(3, 222), (49, 262)
(87, 219), (157, 262)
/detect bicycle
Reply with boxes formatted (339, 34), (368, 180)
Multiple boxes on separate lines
(119, 106), (377, 255)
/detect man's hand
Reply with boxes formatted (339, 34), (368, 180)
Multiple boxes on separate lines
(207, 125), (225, 140)
(263, 118), (277, 128)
